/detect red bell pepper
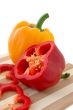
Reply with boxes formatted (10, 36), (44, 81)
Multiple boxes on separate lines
(0, 84), (31, 110)
(14, 41), (65, 91)
(0, 64), (18, 84)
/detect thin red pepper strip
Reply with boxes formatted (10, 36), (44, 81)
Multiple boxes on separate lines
(0, 64), (18, 84)
(0, 64), (14, 73)
(6, 70), (19, 84)
(0, 84), (31, 110)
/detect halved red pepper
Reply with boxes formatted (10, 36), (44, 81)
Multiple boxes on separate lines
(0, 64), (18, 84)
(14, 41), (65, 91)
(0, 84), (31, 110)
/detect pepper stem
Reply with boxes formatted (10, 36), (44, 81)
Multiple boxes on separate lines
(61, 73), (70, 79)
(35, 13), (49, 31)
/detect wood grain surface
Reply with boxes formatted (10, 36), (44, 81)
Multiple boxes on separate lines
(0, 56), (73, 110)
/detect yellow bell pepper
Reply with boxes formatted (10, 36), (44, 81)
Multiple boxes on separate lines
(8, 13), (54, 63)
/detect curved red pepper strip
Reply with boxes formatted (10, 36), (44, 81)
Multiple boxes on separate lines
(0, 64), (18, 84)
(6, 70), (19, 84)
(0, 64), (14, 73)
(0, 84), (31, 110)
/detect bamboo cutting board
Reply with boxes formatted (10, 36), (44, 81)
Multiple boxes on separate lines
(0, 55), (73, 110)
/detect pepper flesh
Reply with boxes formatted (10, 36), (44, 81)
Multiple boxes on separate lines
(14, 41), (65, 91)
(0, 64), (18, 84)
(0, 84), (31, 110)
(0, 64), (14, 73)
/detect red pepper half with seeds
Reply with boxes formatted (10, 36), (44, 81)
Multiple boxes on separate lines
(14, 41), (65, 91)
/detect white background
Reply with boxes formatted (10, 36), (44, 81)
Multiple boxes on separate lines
(0, 0), (73, 109)
(0, 0), (73, 65)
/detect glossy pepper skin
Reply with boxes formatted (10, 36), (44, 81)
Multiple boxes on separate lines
(0, 84), (31, 110)
(0, 64), (14, 73)
(8, 13), (54, 63)
(0, 64), (18, 84)
(14, 41), (65, 91)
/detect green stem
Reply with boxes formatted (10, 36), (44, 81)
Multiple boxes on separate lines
(35, 13), (49, 31)
(61, 73), (70, 79)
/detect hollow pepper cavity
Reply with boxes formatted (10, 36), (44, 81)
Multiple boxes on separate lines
(14, 41), (65, 91)
(0, 84), (31, 110)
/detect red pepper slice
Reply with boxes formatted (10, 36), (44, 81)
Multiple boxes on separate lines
(6, 70), (19, 84)
(0, 64), (14, 73)
(0, 64), (18, 84)
(14, 41), (65, 91)
(0, 84), (31, 110)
